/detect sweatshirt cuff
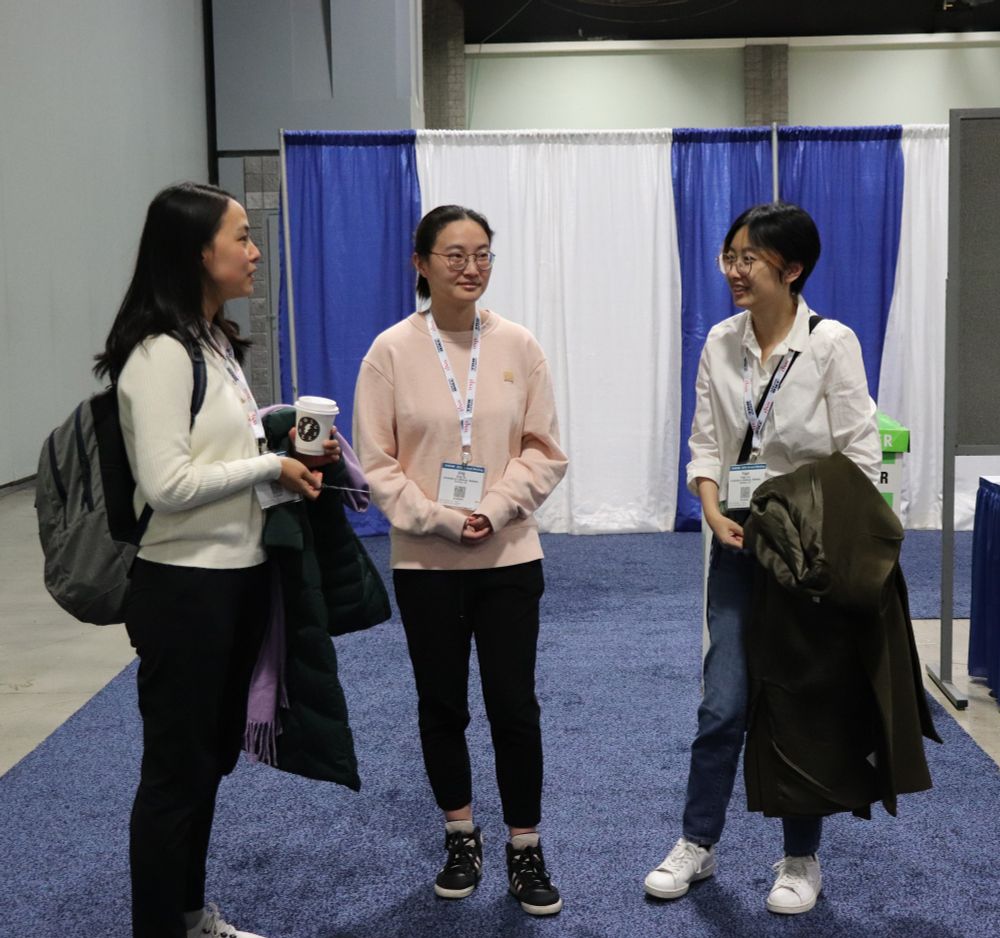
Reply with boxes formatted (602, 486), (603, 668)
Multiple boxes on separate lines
(432, 504), (468, 543)
(476, 492), (515, 533)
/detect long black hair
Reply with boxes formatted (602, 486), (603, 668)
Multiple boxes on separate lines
(413, 204), (494, 302)
(723, 202), (821, 296)
(94, 182), (250, 381)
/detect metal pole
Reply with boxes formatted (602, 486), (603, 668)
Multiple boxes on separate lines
(279, 130), (300, 402)
(928, 410), (967, 708)
(926, 111), (968, 709)
(772, 121), (779, 201)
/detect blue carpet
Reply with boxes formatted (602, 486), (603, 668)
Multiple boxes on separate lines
(0, 532), (991, 937)
(899, 529), (973, 618)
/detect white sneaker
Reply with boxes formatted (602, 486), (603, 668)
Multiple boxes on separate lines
(766, 854), (822, 915)
(644, 837), (716, 899)
(186, 903), (267, 938)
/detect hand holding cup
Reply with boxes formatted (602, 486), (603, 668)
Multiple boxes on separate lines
(291, 395), (341, 467)
(288, 426), (341, 468)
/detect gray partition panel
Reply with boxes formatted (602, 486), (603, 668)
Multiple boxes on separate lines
(932, 108), (1000, 710)
(956, 114), (1000, 448)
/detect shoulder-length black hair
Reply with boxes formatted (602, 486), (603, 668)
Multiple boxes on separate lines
(413, 205), (494, 302)
(723, 201), (821, 296)
(94, 182), (250, 381)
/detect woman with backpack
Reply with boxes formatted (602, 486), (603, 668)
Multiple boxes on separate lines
(94, 182), (330, 938)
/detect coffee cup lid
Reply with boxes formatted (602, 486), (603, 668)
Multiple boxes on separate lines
(295, 395), (339, 415)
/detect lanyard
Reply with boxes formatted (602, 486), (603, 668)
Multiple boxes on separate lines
(209, 332), (267, 450)
(427, 310), (481, 465)
(742, 348), (797, 460)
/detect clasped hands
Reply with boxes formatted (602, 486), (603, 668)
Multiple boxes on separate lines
(461, 513), (493, 545)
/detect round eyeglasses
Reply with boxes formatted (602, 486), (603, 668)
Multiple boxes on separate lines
(716, 252), (760, 276)
(431, 251), (496, 272)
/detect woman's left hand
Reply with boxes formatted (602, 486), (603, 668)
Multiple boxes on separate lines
(461, 513), (494, 545)
(289, 426), (342, 467)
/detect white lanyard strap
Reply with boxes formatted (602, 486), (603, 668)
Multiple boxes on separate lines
(427, 311), (480, 465)
(742, 348), (797, 458)
(211, 334), (267, 449)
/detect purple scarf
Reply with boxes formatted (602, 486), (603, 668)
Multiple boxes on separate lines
(243, 411), (370, 765)
(244, 561), (288, 765)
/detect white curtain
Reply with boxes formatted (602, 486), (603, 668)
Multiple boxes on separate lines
(878, 125), (948, 529)
(416, 130), (683, 533)
(878, 125), (1000, 530)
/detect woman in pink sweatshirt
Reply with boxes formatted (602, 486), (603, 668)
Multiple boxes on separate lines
(353, 205), (568, 916)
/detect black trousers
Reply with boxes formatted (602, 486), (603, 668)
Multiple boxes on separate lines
(393, 560), (545, 829)
(125, 558), (268, 938)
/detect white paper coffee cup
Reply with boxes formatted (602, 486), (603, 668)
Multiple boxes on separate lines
(293, 395), (339, 455)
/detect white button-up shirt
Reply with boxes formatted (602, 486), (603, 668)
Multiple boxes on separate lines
(686, 296), (881, 497)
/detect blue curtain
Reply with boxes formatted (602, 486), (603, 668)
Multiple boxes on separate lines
(279, 131), (422, 534)
(777, 126), (904, 402)
(671, 129), (773, 531)
(969, 477), (1000, 695)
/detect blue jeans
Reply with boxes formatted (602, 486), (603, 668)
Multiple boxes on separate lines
(681, 543), (822, 857)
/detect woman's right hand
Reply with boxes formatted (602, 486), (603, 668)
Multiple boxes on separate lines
(696, 477), (743, 549)
(278, 456), (323, 500)
(707, 510), (743, 549)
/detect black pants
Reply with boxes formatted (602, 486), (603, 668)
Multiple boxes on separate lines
(393, 560), (545, 829)
(125, 559), (268, 938)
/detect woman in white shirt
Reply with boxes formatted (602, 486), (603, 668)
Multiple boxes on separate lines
(643, 202), (880, 915)
(94, 183), (331, 938)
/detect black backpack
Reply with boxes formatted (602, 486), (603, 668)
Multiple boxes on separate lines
(35, 346), (206, 624)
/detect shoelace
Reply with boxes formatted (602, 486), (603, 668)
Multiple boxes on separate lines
(771, 857), (812, 896)
(657, 840), (701, 873)
(509, 845), (551, 890)
(196, 903), (239, 938)
(442, 831), (480, 873)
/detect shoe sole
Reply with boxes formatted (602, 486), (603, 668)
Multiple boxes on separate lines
(644, 863), (716, 900)
(513, 894), (563, 916)
(766, 883), (821, 915)
(434, 877), (481, 900)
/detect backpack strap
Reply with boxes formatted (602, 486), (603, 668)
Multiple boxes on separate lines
(735, 313), (823, 465)
(135, 343), (209, 543)
(189, 343), (207, 428)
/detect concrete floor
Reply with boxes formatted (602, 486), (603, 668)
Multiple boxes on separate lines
(0, 484), (136, 775)
(2, 484), (998, 777)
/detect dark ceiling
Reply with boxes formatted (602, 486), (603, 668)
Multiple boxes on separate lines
(464, 0), (1000, 45)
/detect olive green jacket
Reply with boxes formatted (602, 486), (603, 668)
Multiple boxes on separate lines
(743, 451), (941, 819)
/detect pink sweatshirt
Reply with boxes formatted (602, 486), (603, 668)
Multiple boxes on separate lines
(353, 309), (568, 570)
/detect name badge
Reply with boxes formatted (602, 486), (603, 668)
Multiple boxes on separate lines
(438, 462), (485, 510)
(255, 480), (301, 510)
(727, 463), (767, 510)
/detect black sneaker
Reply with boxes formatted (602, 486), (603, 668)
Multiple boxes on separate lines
(506, 840), (563, 916)
(434, 826), (483, 899)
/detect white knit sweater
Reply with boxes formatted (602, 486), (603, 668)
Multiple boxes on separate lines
(117, 333), (281, 569)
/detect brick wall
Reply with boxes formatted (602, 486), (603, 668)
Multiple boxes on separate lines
(745, 44), (788, 126)
(243, 155), (281, 407)
(423, 0), (465, 129)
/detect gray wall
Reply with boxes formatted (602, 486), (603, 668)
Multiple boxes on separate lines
(467, 36), (1000, 129)
(0, 0), (209, 485)
(213, 0), (424, 149)
(467, 48), (745, 129)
